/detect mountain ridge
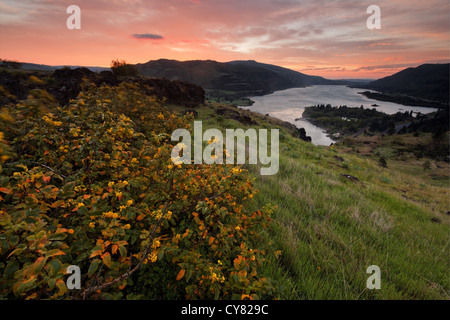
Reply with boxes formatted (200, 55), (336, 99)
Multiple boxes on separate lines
(134, 59), (350, 98)
(353, 63), (449, 108)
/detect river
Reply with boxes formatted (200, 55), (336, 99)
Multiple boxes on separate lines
(240, 85), (437, 146)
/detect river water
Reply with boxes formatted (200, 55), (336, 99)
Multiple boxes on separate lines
(240, 85), (437, 146)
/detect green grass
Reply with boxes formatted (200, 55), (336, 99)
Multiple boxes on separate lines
(170, 101), (450, 300)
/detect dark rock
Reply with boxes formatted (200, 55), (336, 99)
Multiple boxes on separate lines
(1, 67), (206, 109)
(215, 106), (257, 126)
(431, 217), (442, 224)
(139, 78), (205, 107)
(295, 127), (312, 142)
(340, 173), (359, 182)
(48, 67), (98, 105)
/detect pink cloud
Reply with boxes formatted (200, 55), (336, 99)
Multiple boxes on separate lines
(0, 0), (448, 79)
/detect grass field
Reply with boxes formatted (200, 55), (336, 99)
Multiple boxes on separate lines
(176, 101), (450, 300)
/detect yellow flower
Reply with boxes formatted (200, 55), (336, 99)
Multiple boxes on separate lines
(89, 222), (95, 228)
(152, 240), (161, 249)
(231, 167), (242, 175)
(108, 181), (115, 187)
(124, 224), (131, 230)
(122, 180), (128, 186)
(127, 200), (133, 206)
(157, 113), (164, 120)
(115, 192), (123, 198)
(148, 252), (157, 263)
(235, 226), (241, 231)
(119, 205), (127, 212)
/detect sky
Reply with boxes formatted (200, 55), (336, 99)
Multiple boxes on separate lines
(0, 0), (449, 79)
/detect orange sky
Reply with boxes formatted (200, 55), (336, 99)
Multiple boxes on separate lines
(1, 0), (449, 79)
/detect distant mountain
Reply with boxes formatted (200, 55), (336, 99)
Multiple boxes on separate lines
(20, 62), (109, 73)
(135, 59), (346, 97)
(333, 78), (375, 83)
(357, 64), (449, 104)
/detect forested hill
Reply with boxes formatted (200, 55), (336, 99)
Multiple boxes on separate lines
(135, 59), (345, 97)
(355, 64), (449, 107)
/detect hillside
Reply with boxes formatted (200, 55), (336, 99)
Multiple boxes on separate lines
(0, 69), (448, 300)
(135, 59), (345, 99)
(355, 64), (450, 108)
(175, 100), (450, 300)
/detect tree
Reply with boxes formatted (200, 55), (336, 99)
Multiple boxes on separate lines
(110, 59), (138, 77)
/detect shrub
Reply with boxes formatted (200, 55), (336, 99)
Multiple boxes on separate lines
(110, 59), (139, 77)
(0, 82), (277, 300)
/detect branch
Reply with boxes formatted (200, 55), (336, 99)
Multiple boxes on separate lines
(82, 202), (168, 297)
(32, 162), (68, 179)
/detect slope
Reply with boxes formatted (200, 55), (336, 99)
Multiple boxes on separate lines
(179, 101), (450, 300)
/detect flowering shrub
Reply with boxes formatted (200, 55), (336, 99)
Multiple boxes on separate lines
(0, 81), (277, 299)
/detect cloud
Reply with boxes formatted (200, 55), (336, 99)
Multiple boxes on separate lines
(354, 63), (418, 71)
(132, 33), (164, 40)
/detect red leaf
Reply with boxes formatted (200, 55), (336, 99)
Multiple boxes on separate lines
(176, 269), (185, 281)
(0, 187), (12, 194)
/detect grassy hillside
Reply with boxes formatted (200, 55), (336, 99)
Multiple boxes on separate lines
(183, 101), (450, 300)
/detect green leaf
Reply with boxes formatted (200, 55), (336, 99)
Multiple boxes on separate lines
(47, 259), (62, 277)
(49, 233), (67, 241)
(32, 257), (47, 274)
(118, 245), (127, 258)
(48, 278), (56, 289)
(157, 250), (164, 261)
(88, 259), (101, 278)
(9, 235), (19, 246)
(4, 261), (19, 279)
(14, 277), (37, 296)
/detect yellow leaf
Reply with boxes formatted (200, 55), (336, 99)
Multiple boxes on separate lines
(90, 250), (102, 258)
(101, 252), (112, 268)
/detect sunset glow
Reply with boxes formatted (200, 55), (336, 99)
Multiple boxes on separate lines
(1, 0), (449, 79)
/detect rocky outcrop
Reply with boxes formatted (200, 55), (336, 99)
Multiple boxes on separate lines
(0, 67), (205, 108)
